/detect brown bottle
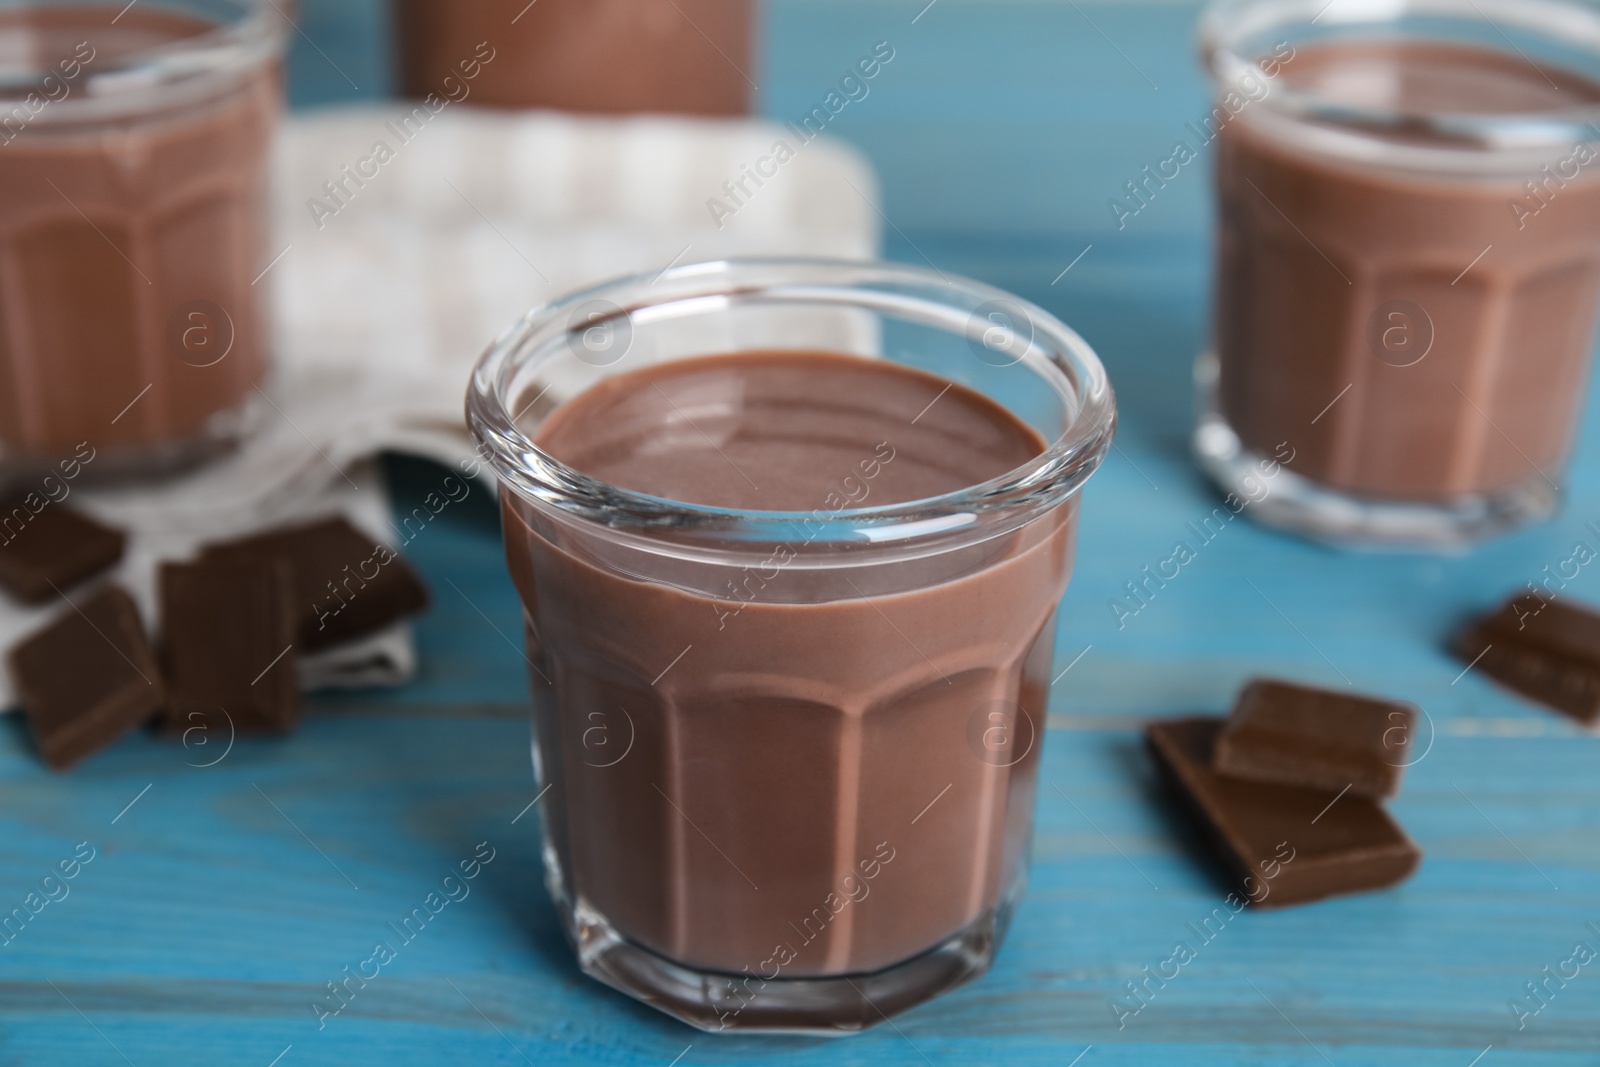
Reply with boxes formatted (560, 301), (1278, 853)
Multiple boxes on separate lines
(392, 0), (753, 115)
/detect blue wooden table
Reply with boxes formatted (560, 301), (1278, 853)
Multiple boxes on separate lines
(7, 2), (1600, 1063)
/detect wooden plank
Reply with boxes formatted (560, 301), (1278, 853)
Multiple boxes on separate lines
(3, 2), (1599, 1064)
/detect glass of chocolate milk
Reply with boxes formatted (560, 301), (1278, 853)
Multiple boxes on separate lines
(1194, 0), (1600, 546)
(467, 259), (1115, 1031)
(391, 0), (752, 115)
(0, 1), (286, 483)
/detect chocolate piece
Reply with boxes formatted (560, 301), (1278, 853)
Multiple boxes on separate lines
(1145, 717), (1421, 908)
(1453, 597), (1600, 724)
(160, 559), (299, 734)
(200, 517), (429, 651)
(0, 500), (125, 604)
(8, 586), (164, 769)
(1214, 679), (1416, 799)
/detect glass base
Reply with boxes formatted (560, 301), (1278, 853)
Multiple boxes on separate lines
(1192, 352), (1560, 550)
(0, 393), (260, 491)
(560, 891), (1011, 1034)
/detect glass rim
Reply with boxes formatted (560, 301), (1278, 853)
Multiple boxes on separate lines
(1200, 0), (1600, 161)
(0, 0), (288, 123)
(466, 257), (1117, 549)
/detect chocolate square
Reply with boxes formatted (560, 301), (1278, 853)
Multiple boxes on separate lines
(200, 517), (429, 650)
(160, 559), (300, 735)
(0, 499), (125, 604)
(8, 585), (165, 770)
(1214, 678), (1416, 798)
(1454, 597), (1600, 725)
(1146, 717), (1421, 908)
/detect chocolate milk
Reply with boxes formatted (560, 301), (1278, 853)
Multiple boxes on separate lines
(0, 7), (279, 474)
(1216, 41), (1600, 500)
(392, 0), (751, 115)
(502, 351), (1074, 978)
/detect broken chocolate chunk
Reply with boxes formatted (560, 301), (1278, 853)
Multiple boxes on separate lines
(1215, 678), (1417, 799)
(200, 517), (429, 650)
(160, 558), (300, 735)
(0, 500), (125, 604)
(1453, 596), (1600, 725)
(1146, 717), (1421, 908)
(8, 585), (164, 770)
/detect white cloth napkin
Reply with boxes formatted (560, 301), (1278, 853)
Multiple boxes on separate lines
(0, 104), (881, 709)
